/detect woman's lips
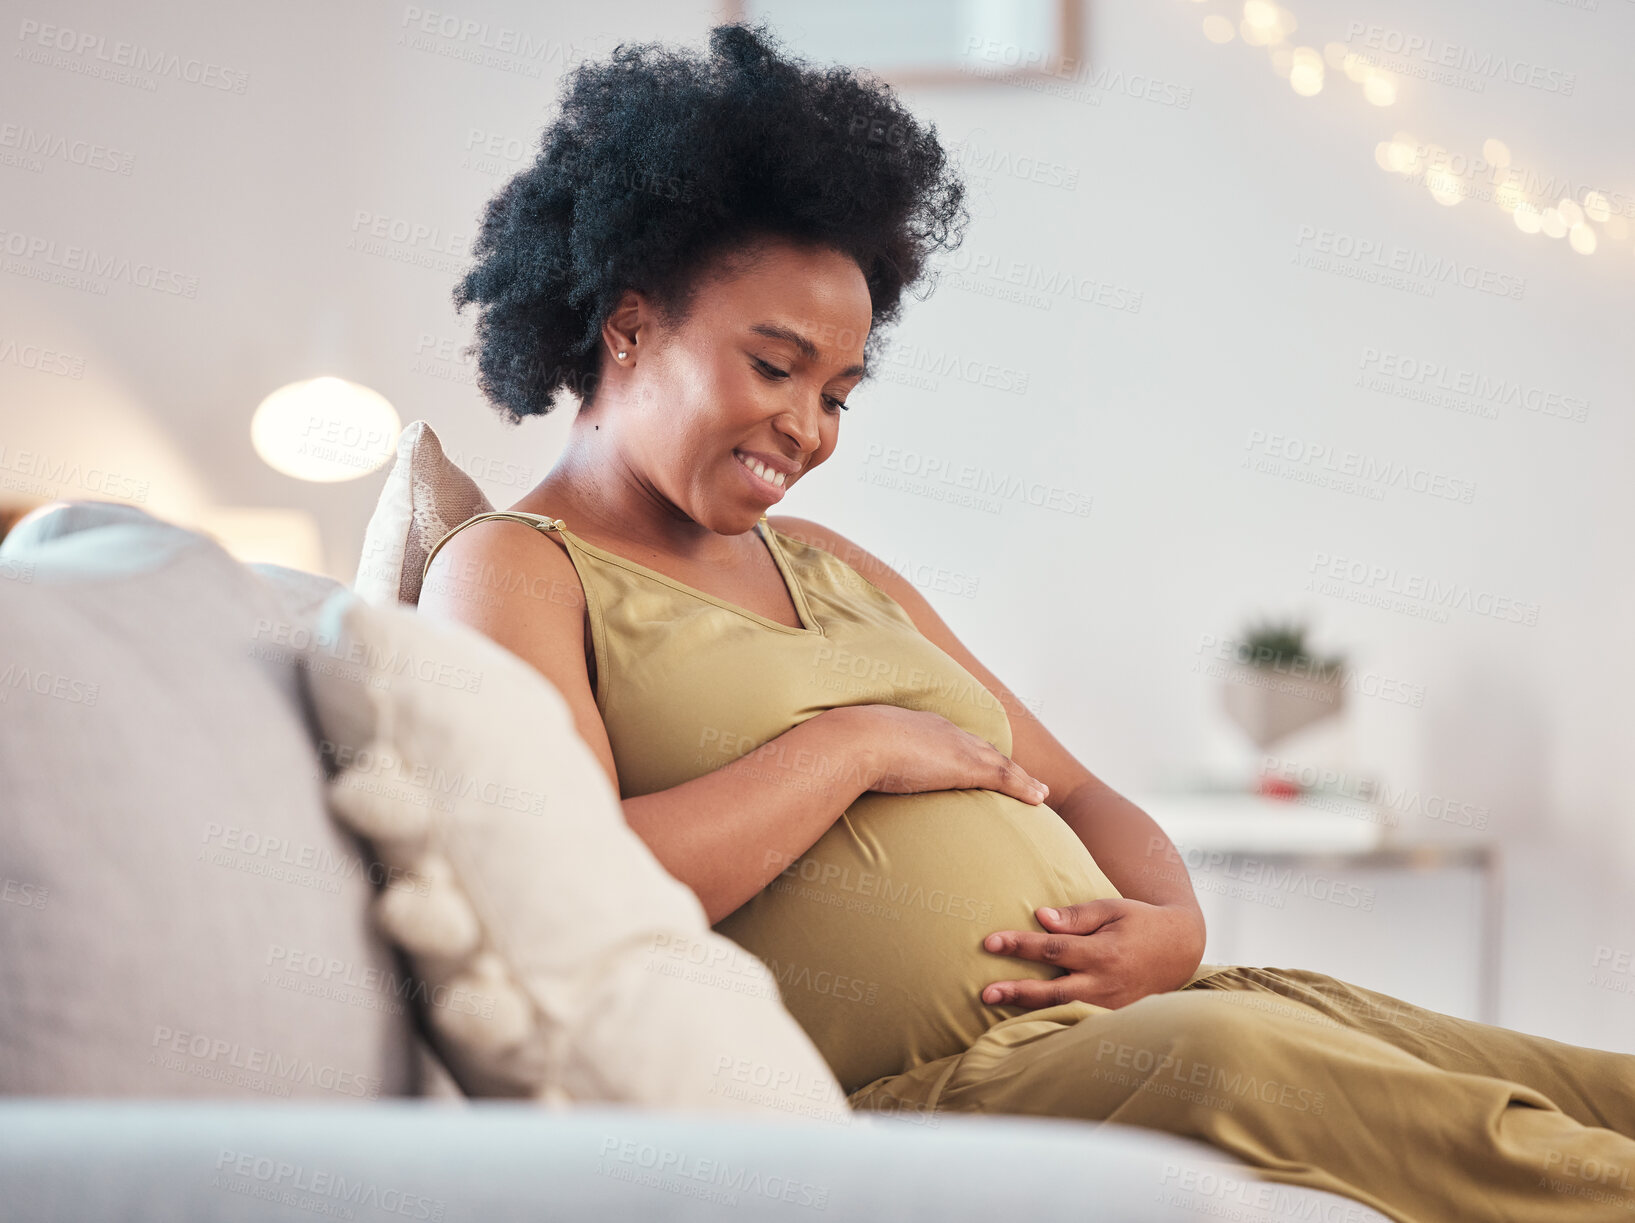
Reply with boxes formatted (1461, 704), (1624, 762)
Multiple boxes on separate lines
(733, 449), (788, 503)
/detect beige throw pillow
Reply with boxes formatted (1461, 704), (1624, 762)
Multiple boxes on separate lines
(302, 587), (853, 1121)
(354, 421), (492, 607)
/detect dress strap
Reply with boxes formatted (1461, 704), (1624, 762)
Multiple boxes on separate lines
(420, 510), (566, 589)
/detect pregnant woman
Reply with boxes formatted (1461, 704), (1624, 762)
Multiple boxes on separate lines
(417, 22), (1635, 1223)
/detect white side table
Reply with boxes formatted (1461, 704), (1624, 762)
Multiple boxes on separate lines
(1130, 791), (1502, 1022)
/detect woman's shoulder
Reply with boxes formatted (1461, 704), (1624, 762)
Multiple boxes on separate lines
(416, 505), (602, 713)
(424, 508), (559, 565)
(764, 514), (920, 610)
(420, 507), (583, 611)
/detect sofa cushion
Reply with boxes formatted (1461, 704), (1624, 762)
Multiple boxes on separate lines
(301, 586), (852, 1119)
(353, 420), (493, 607)
(0, 1098), (1392, 1222)
(0, 504), (421, 1099)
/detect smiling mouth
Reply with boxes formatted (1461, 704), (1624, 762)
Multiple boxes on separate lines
(733, 450), (790, 489)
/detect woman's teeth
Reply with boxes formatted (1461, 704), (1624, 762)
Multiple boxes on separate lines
(734, 451), (786, 487)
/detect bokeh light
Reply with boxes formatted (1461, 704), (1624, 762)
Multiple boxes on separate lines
(1427, 172), (1464, 206)
(1374, 140), (1415, 173)
(1188, 1), (1618, 265)
(1289, 47), (1323, 96)
(1363, 72), (1396, 106)
(1243, 1), (1278, 33)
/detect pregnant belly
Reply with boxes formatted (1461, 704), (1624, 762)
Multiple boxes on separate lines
(710, 787), (1124, 1096)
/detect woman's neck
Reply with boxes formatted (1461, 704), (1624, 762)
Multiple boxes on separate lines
(513, 424), (750, 567)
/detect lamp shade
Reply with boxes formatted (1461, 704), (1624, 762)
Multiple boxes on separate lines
(251, 377), (400, 483)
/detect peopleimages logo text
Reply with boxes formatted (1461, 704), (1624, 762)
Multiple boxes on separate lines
(1308, 553), (1540, 625)
(1293, 226), (1525, 300)
(1344, 22), (1576, 95)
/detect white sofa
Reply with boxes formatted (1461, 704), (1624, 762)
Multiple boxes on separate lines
(0, 500), (1388, 1222)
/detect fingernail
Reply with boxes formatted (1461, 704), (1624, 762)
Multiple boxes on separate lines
(1041, 907), (1061, 923)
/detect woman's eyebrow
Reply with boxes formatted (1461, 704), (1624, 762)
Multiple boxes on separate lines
(749, 322), (867, 379)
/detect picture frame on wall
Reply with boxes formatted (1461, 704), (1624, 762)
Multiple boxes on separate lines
(718, 0), (1084, 88)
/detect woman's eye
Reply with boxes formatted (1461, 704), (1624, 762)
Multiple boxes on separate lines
(755, 359), (848, 413)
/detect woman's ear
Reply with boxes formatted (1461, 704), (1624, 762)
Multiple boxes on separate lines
(601, 291), (646, 365)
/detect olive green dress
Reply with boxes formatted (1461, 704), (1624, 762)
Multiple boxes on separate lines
(423, 510), (1635, 1223)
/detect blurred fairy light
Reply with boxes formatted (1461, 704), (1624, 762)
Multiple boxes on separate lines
(1362, 72), (1396, 106)
(1241, 0), (1278, 45)
(1185, 0), (1623, 264)
(1289, 45), (1324, 95)
(1373, 139), (1414, 174)
(1427, 171), (1464, 206)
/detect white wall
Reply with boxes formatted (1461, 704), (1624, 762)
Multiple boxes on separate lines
(4, 0), (1631, 1050)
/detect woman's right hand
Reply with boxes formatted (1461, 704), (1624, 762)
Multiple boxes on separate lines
(838, 704), (1051, 805)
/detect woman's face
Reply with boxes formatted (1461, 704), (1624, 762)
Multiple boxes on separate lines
(603, 237), (873, 536)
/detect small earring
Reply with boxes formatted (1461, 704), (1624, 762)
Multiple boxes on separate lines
(617, 351), (628, 360)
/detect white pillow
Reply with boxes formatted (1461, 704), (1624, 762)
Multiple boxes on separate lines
(353, 421), (492, 607)
(302, 586), (853, 1121)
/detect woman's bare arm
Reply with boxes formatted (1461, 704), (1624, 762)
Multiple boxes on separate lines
(621, 706), (881, 923)
(417, 518), (882, 925)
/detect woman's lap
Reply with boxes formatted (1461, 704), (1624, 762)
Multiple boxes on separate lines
(1182, 966), (1635, 1136)
(847, 966), (1635, 1221)
(852, 966), (1635, 1132)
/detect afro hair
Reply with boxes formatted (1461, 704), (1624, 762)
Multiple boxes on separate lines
(451, 20), (971, 423)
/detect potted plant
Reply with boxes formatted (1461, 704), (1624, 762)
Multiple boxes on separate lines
(1219, 615), (1347, 766)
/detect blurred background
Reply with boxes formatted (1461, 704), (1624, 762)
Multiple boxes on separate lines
(3, 0), (1631, 1051)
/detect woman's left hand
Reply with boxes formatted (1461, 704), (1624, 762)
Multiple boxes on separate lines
(980, 898), (1207, 1011)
